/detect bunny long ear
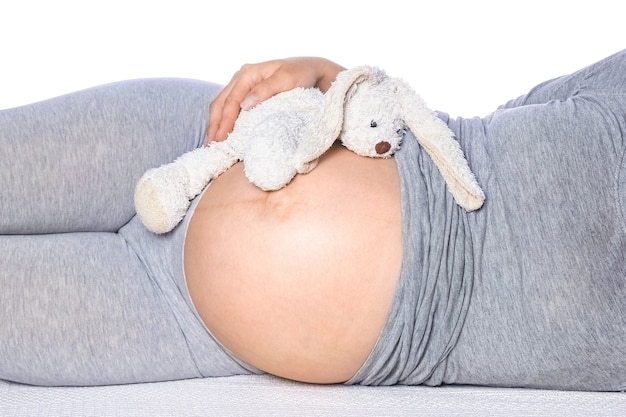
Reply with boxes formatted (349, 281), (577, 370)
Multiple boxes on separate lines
(395, 80), (485, 211)
(294, 66), (381, 172)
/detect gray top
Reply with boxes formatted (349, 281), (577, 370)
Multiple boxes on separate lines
(347, 50), (626, 391)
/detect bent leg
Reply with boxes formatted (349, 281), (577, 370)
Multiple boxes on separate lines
(0, 232), (202, 386)
(0, 78), (221, 234)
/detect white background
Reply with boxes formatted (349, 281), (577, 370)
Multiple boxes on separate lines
(1, 0), (623, 117)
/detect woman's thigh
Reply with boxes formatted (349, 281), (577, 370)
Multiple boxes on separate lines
(0, 232), (201, 386)
(0, 78), (221, 234)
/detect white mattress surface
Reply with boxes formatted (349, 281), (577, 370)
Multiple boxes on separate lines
(2, 375), (625, 416)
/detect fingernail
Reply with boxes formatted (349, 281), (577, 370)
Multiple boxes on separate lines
(240, 93), (259, 110)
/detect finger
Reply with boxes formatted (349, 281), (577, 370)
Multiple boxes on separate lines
(243, 69), (303, 109)
(205, 71), (250, 143)
(205, 79), (232, 143)
(206, 96), (225, 144)
(207, 64), (275, 142)
(215, 95), (244, 141)
(205, 117), (219, 145)
(227, 62), (283, 108)
(206, 61), (296, 143)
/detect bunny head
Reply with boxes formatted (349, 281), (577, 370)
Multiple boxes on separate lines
(339, 68), (405, 158)
(296, 65), (485, 211)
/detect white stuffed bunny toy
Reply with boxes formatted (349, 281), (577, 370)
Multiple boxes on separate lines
(135, 66), (485, 234)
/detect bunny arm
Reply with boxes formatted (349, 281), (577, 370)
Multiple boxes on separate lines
(135, 87), (325, 234)
(243, 111), (322, 190)
(235, 87), (325, 189)
(134, 141), (240, 234)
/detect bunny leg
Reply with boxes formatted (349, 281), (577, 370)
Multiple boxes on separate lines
(135, 142), (240, 234)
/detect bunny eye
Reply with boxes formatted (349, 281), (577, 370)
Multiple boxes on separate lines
(370, 120), (378, 128)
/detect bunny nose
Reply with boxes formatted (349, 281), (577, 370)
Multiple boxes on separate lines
(375, 141), (391, 154)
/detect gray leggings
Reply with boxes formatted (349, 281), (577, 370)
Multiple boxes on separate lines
(0, 79), (256, 386)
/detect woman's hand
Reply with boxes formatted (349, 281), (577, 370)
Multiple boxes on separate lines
(206, 57), (345, 144)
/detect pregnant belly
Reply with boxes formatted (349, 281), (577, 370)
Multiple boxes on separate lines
(183, 144), (402, 383)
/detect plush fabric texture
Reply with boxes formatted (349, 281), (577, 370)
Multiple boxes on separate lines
(134, 66), (483, 234)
